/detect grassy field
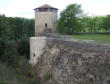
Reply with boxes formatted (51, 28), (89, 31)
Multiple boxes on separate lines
(72, 34), (110, 44)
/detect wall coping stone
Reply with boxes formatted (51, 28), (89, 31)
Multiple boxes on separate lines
(46, 37), (110, 54)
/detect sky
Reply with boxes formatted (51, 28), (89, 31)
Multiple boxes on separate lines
(0, 0), (110, 18)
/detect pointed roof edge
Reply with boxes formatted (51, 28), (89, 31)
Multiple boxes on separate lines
(34, 4), (58, 10)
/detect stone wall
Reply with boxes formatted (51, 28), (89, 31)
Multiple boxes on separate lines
(29, 37), (46, 66)
(30, 36), (110, 84)
(35, 12), (57, 36)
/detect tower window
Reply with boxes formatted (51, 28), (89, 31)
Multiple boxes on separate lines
(33, 53), (35, 57)
(54, 21), (56, 25)
(45, 23), (47, 28)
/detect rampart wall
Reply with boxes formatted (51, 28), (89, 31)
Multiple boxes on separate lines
(30, 35), (110, 84)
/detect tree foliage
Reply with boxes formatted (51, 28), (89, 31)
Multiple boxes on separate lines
(79, 16), (104, 32)
(8, 17), (34, 39)
(57, 4), (110, 34)
(0, 14), (34, 62)
(0, 14), (36, 84)
(101, 15), (110, 31)
(57, 4), (83, 34)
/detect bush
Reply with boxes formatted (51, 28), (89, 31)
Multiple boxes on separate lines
(18, 38), (30, 59)
(2, 40), (20, 67)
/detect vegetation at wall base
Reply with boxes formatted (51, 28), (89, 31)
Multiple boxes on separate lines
(0, 58), (37, 84)
(0, 14), (36, 84)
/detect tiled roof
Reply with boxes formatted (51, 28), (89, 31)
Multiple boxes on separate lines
(34, 4), (58, 10)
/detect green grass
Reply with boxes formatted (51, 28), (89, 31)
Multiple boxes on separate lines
(72, 34), (110, 44)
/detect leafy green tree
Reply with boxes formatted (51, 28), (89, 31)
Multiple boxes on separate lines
(0, 15), (11, 38)
(8, 17), (34, 40)
(18, 38), (30, 59)
(78, 17), (90, 32)
(72, 16), (104, 33)
(0, 15), (34, 63)
(101, 15), (110, 31)
(2, 40), (20, 67)
(81, 16), (103, 32)
(57, 4), (83, 34)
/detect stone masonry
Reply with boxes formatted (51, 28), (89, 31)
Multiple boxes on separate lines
(34, 4), (58, 36)
(31, 36), (110, 84)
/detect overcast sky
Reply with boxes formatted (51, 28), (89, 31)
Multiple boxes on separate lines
(0, 0), (110, 18)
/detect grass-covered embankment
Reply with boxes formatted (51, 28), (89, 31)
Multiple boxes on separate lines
(72, 34), (110, 44)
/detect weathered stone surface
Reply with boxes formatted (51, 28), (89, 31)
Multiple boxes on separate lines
(29, 37), (46, 66)
(30, 37), (110, 84)
(35, 11), (58, 36)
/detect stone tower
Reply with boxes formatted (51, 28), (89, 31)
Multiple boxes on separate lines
(34, 4), (58, 36)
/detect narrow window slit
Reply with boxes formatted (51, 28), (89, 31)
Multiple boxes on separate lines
(33, 53), (35, 57)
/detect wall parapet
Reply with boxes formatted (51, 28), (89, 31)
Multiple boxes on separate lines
(46, 37), (110, 54)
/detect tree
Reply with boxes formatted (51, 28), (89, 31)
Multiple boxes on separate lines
(57, 4), (83, 34)
(18, 38), (30, 59)
(0, 15), (11, 38)
(8, 17), (34, 40)
(79, 16), (103, 32)
(101, 15), (110, 31)
(2, 40), (20, 67)
(0, 15), (34, 63)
